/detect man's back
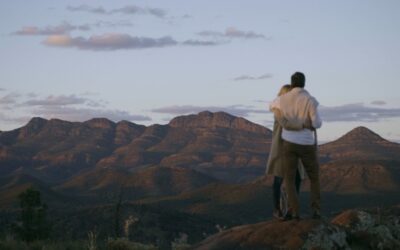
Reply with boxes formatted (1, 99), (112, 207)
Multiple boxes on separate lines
(271, 87), (322, 145)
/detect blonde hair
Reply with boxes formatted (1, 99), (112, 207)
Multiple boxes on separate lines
(278, 84), (291, 96)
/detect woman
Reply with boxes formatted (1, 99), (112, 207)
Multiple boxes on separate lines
(266, 84), (306, 219)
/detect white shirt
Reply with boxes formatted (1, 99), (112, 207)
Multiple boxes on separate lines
(270, 87), (322, 145)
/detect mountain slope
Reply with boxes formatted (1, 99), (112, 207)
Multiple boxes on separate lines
(56, 166), (218, 199)
(319, 126), (400, 161)
(0, 117), (146, 180)
(96, 111), (272, 183)
(0, 112), (271, 184)
(315, 126), (400, 194)
(0, 173), (73, 209)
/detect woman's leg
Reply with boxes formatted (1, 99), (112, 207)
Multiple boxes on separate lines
(295, 169), (302, 194)
(273, 176), (283, 211)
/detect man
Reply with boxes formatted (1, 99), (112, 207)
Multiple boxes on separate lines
(269, 72), (322, 220)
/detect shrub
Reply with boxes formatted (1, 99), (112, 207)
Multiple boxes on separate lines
(14, 187), (49, 242)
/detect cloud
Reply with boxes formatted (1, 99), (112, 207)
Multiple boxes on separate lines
(233, 73), (273, 81)
(182, 39), (222, 46)
(198, 27), (267, 39)
(197, 31), (222, 37)
(43, 34), (178, 51)
(13, 22), (90, 36)
(67, 4), (167, 18)
(162, 117), (173, 122)
(0, 93), (20, 105)
(42, 33), (226, 51)
(4, 92), (106, 111)
(225, 27), (266, 39)
(17, 94), (108, 109)
(21, 94), (89, 106)
(32, 106), (151, 122)
(0, 88), (6, 91)
(112, 5), (167, 18)
(66, 5), (107, 14)
(92, 20), (134, 28)
(0, 112), (31, 124)
(0, 92), (151, 127)
(146, 8), (167, 18)
(26, 92), (38, 98)
(319, 103), (400, 122)
(371, 100), (386, 106)
(151, 105), (267, 118)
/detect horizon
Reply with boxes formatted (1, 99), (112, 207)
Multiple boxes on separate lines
(2, 111), (399, 144)
(1, 1), (400, 142)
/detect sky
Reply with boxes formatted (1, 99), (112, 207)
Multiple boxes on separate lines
(1, 0), (400, 142)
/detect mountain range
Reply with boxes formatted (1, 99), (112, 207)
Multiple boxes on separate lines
(0, 111), (399, 243)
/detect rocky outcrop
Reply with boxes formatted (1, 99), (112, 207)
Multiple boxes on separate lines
(331, 207), (400, 249)
(192, 206), (400, 250)
(192, 219), (347, 249)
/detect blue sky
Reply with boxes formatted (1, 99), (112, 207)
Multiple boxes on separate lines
(1, 0), (400, 142)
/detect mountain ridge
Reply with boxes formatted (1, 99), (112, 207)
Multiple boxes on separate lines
(0, 111), (399, 207)
(1, 111), (400, 245)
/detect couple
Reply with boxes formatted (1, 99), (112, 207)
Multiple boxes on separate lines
(266, 72), (322, 220)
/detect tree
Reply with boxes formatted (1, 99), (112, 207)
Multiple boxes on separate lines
(15, 186), (49, 242)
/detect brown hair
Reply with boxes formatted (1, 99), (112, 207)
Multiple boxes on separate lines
(278, 84), (291, 96)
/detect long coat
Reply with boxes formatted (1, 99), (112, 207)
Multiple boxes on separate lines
(266, 120), (285, 177)
(265, 112), (305, 178)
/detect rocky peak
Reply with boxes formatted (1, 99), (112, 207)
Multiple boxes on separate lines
(169, 111), (269, 134)
(169, 111), (233, 128)
(116, 120), (133, 127)
(84, 118), (115, 129)
(114, 120), (146, 145)
(18, 117), (48, 139)
(27, 117), (48, 128)
(335, 126), (387, 144)
(116, 120), (145, 130)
